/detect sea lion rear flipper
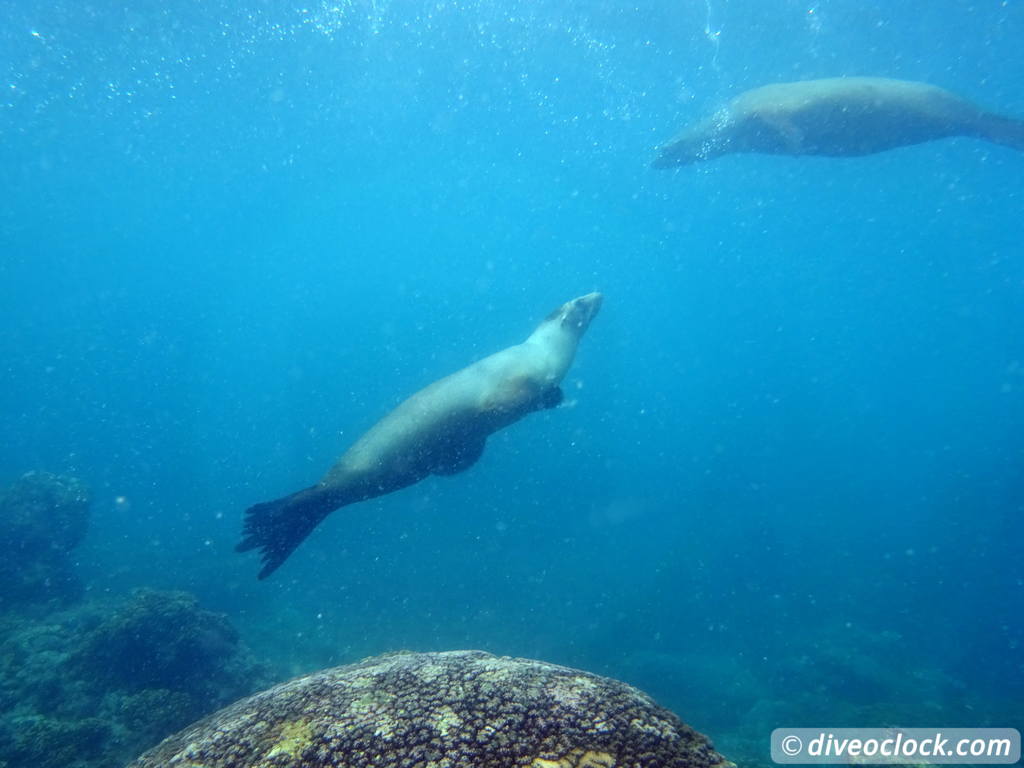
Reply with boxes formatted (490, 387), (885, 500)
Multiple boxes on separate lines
(236, 485), (335, 579)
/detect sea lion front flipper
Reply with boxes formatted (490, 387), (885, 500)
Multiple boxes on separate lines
(431, 438), (487, 476)
(762, 112), (805, 153)
(539, 386), (564, 409)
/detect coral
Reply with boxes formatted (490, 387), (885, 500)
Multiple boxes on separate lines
(106, 689), (197, 748)
(0, 470), (270, 768)
(0, 472), (90, 552)
(0, 590), (269, 768)
(0, 714), (109, 768)
(128, 649), (735, 768)
(0, 471), (90, 610)
(0, 615), (77, 717)
(70, 589), (241, 694)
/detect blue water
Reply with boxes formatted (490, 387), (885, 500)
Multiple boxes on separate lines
(3, 0), (1022, 761)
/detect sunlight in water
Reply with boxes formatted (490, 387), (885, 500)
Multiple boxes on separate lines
(703, 0), (722, 71)
(299, 0), (390, 37)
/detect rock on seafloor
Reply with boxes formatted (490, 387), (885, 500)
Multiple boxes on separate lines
(0, 588), (270, 768)
(126, 649), (735, 768)
(0, 471), (91, 608)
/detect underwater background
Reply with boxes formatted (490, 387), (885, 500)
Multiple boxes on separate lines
(1, 0), (1022, 766)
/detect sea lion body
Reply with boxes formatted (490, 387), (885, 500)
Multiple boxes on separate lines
(653, 77), (1024, 166)
(237, 292), (602, 579)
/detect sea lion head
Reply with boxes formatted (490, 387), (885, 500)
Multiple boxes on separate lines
(545, 292), (603, 336)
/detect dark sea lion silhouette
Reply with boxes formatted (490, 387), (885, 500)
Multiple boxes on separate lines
(653, 76), (1024, 167)
(237, 293), (603, 579)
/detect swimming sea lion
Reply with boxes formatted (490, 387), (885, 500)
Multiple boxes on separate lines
(652, 76), (1024, 167)
(237, 292), (603, 579)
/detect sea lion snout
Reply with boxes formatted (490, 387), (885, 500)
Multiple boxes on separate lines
(563, 292), (603, 332)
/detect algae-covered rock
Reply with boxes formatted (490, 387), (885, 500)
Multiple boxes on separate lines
(0, 590), (269, 768)
(0, 471), (90, 552)
(109, 688), (198, 748)
(0, 713), (109, 768)
(128, 649), (735, 768)
(0, 471), (90, 609)
(70, 589), (241, 694)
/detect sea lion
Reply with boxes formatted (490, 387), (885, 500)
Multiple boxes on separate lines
(237, 292), (603, 579)
(652, 76), (1024, 167)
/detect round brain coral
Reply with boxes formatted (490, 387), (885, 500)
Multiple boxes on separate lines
(126, 649), (735, 768)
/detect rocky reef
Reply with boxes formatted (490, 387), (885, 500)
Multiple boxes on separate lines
(0, 590), (270, 768)
(128, 649), (735, 768)
(70, 589), (245, 696)
(0, 471), (91, 610)
(0, 472), (270, 768)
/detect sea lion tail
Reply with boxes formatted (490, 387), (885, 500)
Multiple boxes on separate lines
(651, 147), (686, 169)
(652, 138), (702, 168)
(976, 113), (1024, 152)
(236, 485), (335, 580)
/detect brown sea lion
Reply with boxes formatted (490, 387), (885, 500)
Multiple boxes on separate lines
(237, 292), (603, 579)
(653, 76), (1024, 167)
